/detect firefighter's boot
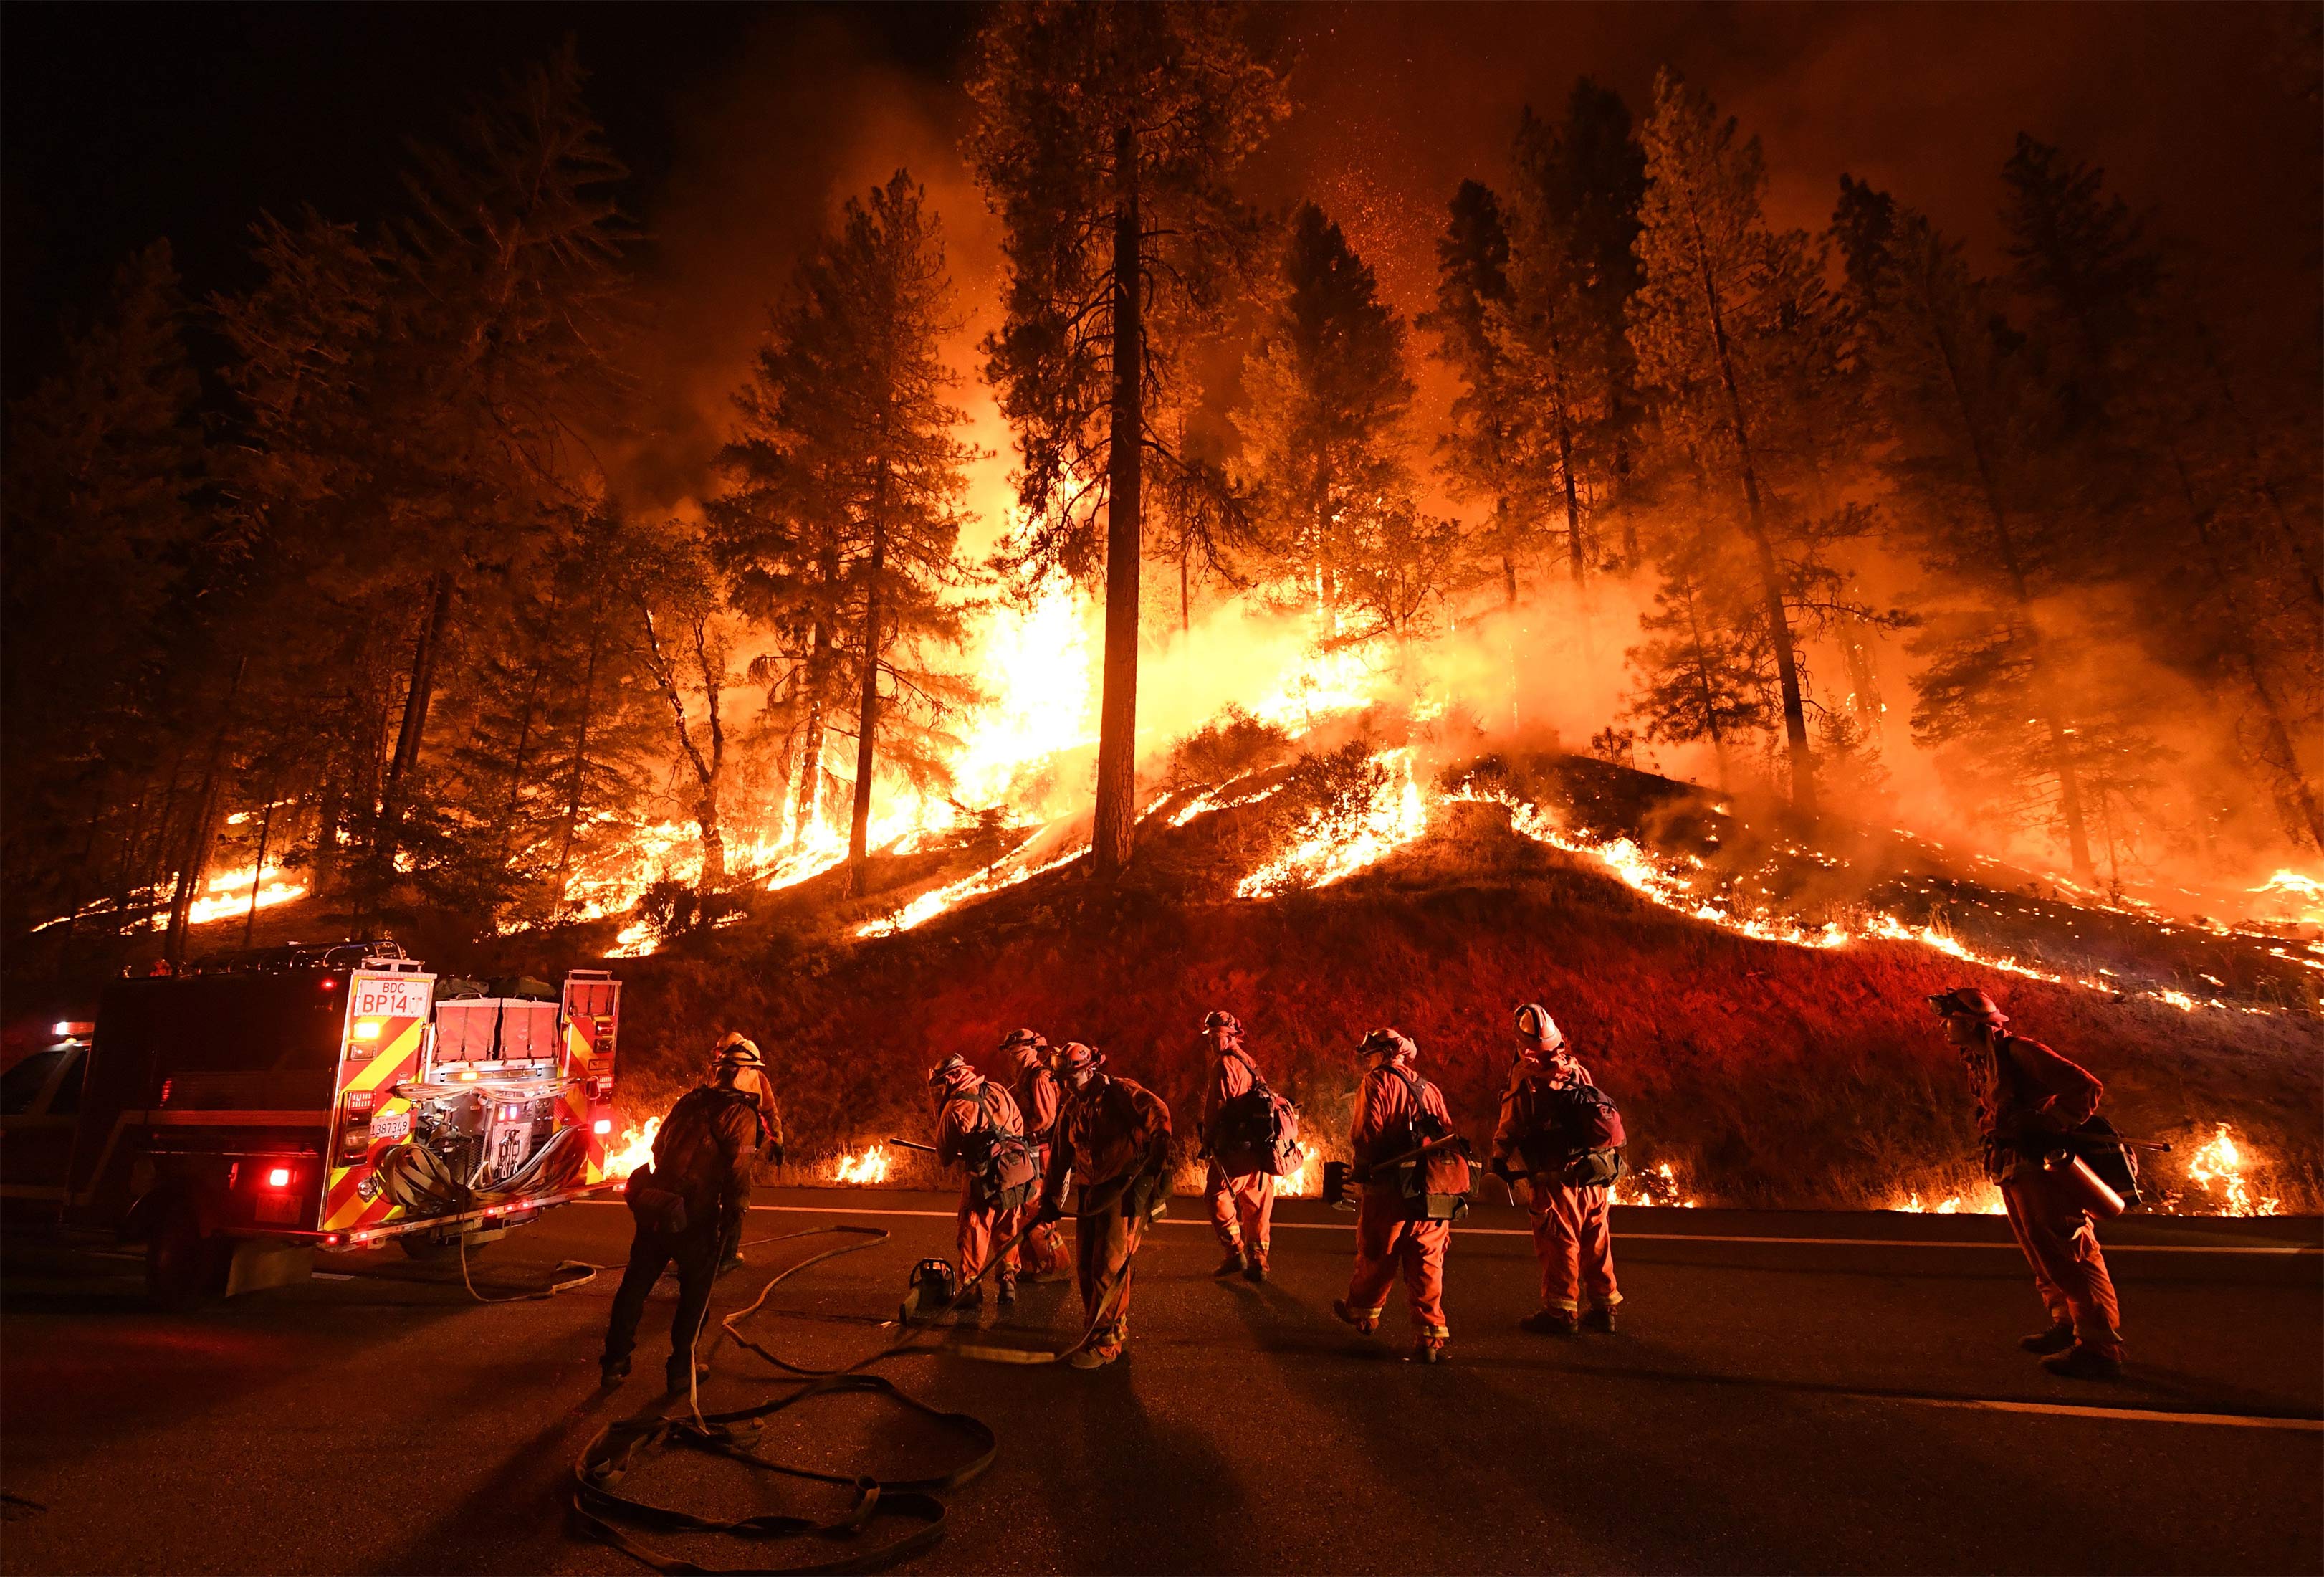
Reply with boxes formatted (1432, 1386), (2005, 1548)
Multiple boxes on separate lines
(1583, 1304), (1618, 1335)
(2019, 1321), (2076, 1355)
(665, 1359), (709, 1395)
(995, 1273), (1018, 1309)
(1407, 1334), (1448, 1365)
(1213, 1244), (1248, 1277)
(1331, 1299), (1379, 1335)
(599, 1356), (631, 1387)
(1519, 1309), (1579, 1336)
(1068, 1340), (1122, 1371)
(2040, 1345), (2124, 1381)
(1242, 1243), (1270, 1283)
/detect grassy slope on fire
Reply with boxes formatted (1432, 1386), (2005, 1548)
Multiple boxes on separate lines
(601, 753), (2324, 1213)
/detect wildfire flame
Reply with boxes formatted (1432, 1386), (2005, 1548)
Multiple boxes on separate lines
(1274, 1140), (1325, 1198)
(606, 1117), (661, 1179)
(1610, 1160), (1698, 1208)
(2184, 1123), (2280, 1216)
(1237, 748), (1429, 899)
(831, 1145), (892, 1185)
(1889, 1183), (2005, 1214)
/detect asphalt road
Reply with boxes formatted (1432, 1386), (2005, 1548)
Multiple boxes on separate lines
(4, 1190), (2319, 1576)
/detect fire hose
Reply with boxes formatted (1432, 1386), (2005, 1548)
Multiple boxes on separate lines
(573, 1175), (1157, 1573)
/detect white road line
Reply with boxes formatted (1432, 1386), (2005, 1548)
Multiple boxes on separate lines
(570, 1199), (2318, 1254)
(1884, 1395), (2323, 1431)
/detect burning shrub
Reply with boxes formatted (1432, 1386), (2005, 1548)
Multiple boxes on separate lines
(633, 877), (746, 945)
(1277, 740), (1392, 828)
(1168, 704), (1291, 789)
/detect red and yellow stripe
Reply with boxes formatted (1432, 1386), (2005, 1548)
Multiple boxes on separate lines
(322, 1016), (424, 1231)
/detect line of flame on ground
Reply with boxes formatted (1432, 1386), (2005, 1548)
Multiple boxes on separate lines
(832, 1145), (894, 1185)
(1237, 749), (1428, 899)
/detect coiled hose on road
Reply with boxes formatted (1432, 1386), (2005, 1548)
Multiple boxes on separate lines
(569, 1214), (1128, 1575)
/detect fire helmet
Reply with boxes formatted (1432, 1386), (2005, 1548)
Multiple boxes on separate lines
(926, 1053), (975, 1094)
(998, 1027), (1049, 1054)
(713, 1032), (765, 1069)
(1202, 1010), (1243, 1037)
(1513, 1003), (1564, 1049)
(1054, 1042), (1104, 1079)
(1358, 1027), (1415, 1064)
(1928, 987), (2009, 1028)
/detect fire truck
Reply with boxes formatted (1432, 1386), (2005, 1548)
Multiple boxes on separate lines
(29, 941), (623, 1307)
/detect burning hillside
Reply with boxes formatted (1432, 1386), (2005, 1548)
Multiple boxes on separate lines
(573, 730), (2320, 1216)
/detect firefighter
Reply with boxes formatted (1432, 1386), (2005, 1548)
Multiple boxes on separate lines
(709, 1034), (784, 1276)
(1492, 1004), (1620, 1335)
(601, 1056), (760, 1392)
(1003, 1029), (1069, 1282)
(930, 1052), (1036, 1311)
(1197, 1010), (1275, 1281)
(1032, 1042), (1172, 1370)
(1331, 1028), (1454, 1364)
(1931, 987), (2125, 1379)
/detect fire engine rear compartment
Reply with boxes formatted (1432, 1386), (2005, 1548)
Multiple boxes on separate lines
(62, 946), (620, 1306)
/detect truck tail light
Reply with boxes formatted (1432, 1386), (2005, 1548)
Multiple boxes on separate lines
(265, 1166), (292, 1189)
(593, 1118), (613, 1135)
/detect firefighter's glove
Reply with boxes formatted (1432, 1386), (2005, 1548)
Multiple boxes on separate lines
(1488, 1158), (1514, 1183)
(1033, 1195), (1065, 1226)
(765, 1142), (785, 1166)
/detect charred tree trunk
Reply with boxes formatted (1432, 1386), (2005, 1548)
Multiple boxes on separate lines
(553, 615), (603, 913)
(242, 785), (279, 948)
(848, 471), (891, 899)
(1091, 123), (1144, 882)
(382, 571), (455, 837)
(639, 602), (728, 897)
(165, 656), (247, 968)
(793, 628), (830, 845)
(1683, 189), (1814, 816)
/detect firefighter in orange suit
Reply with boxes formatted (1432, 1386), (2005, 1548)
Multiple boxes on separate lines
(1931, 987), (2125, 1379)
(1003, 1029), (1068, 1281)
(1033, 1042), (1172, 1370)
(1199, 1010), (1276, 1281)
(709, 1034), (783, 1275)
(930, 1052), (1032, 1311)
(1493, 1004), (1620, 1335)
(1332, 1029), (1453, 1364)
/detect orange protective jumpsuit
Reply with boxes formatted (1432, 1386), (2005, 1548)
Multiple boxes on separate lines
(1040, 1074), (1172, 1354)
(1975, 1033), (2123, 1359)
(937, 1076), (1030, 1292)
(1342, 1060), (1452, 1341)
(1492, 1049), (1619, 1317)
(1202, 1049), (1276, 1263)
(1013, 1051), (1068, 1279)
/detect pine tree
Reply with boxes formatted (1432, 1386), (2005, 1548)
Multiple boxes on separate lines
(1, 243), (207, 938)
(1232, 204), (1441, 636)
(1630, 70), (1824, 814)
(1626, 529), (1774, 789)
(1854, 199), (2103, 877)
(1513, 82), (1647, 567)
(969, 1), (1288, 878)
(709, 172), (980, 896)
(1418, 181), (1529, 605)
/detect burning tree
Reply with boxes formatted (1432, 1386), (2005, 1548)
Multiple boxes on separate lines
(1233, 204), (1459, 641)
(1628, 70), (1831, 816)
(969, 1), (1288, 880)
(710, 170), (981, 897)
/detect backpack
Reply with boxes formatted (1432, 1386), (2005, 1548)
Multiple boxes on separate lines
(626, 1085), (754, 1232)
(1210, 1052), (1304, 1178)
(965, 1085), (1041, 1212)
(1518, 1077), (1626, 1183)
(1387, 1067), (1472, 1221)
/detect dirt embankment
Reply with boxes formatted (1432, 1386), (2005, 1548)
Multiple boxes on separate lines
(608, 801), (2324, 1212)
